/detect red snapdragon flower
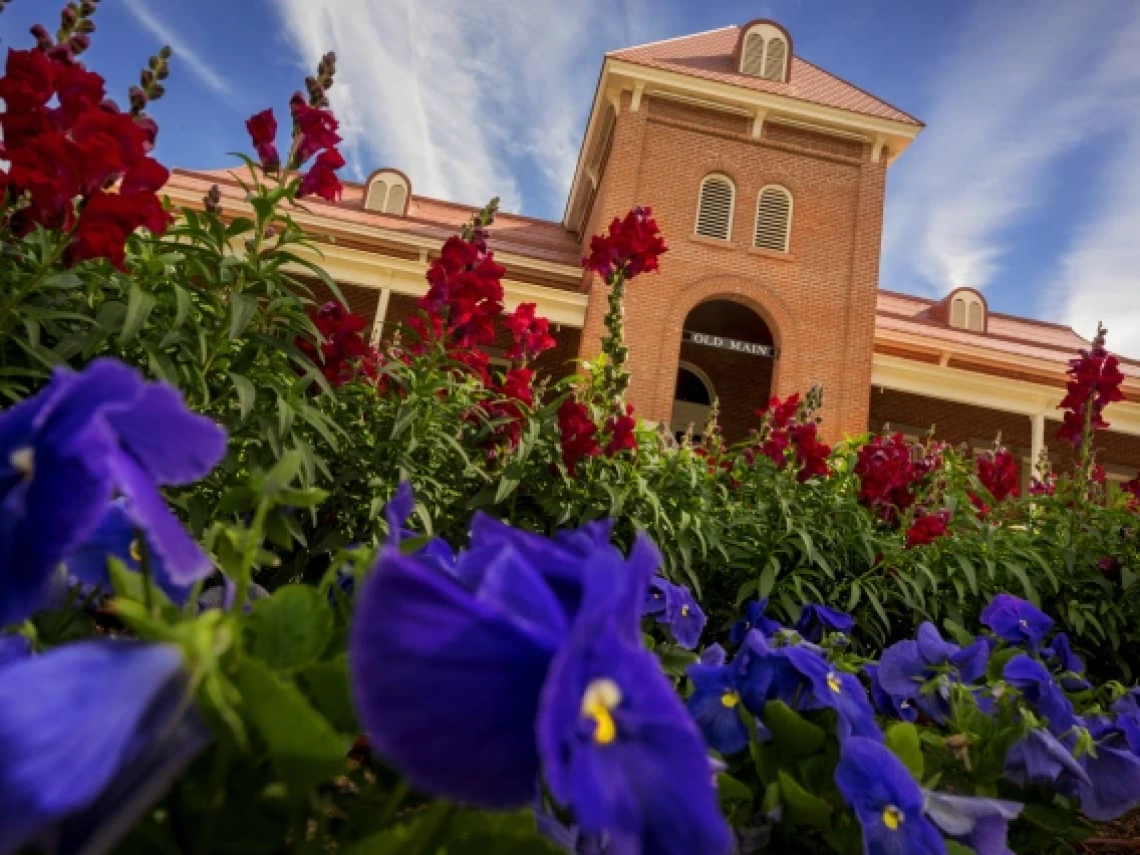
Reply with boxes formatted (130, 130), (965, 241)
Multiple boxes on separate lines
(789, 422), (830, 483)
(1057, 325), (1126, 446)
(245, 108), (280, 170)
(583, 206), (667, 281)
(974, 448), (1021, 510)
(503, 302), (556, 362)
(745, 394), (830, 482)
(0, 46), (170, 268)
(604, 404), (638, 456)
(1028, 476), (1056, 497)
(557, 397), (600, 473)
(290, 92), (341, 165)
(1122, 473), (1140, 505)
(419, 235), (505, 350)
(905, 510), (951, 549)
(298, 147), (345, 202)
(854, 433), (927, 525)
(484, 367), (535, 457)
(296, 300), (373, 387)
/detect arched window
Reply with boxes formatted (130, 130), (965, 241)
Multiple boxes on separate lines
(763, 37), (787, 81)
(736, 22), (790, 83)
(947, 289), (986, 332)
(696, 174), (735, 241)
(950, 298), (966, 328)
(363, 168), (411, 216)
(742, 32), (765, 77)
(754, 185), (792, 252)
(967, 302), (984, 332)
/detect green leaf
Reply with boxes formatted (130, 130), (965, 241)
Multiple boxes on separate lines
(229, 292), (258, 339)
(655, 644), (699, 678)
(246, 585), (333, 672)
(717, 772), (754, 808)
(232, 657), (345, 795)
(228, 372), (257, 421)
(945, 843), (977, 855)
(777, 770), (832, 830)
(759, 555), (778, 598)
(884, 722), (923, 779)
(298, 655), (357, 733)
(762, 700), (826, 757)
(120, 283), (156, 344)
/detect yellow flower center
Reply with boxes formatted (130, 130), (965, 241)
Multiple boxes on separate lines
(721, 691), (740, 708)
(10, 447), (34, 481)
(681, 604), (690, 617)
(582, 678), (622, 746)
(129, 539), (143, 563)
(827, 672), (842, 693)
(882, 805), (904, 830)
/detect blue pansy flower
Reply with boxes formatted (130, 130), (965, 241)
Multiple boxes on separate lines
(538, 614), (732, 855)
(980, 594), (1053, 647)
(686, 657), (753, 755)
(876, 622), (988, 722)
(794, 603), (855, 643)
(1002, 655), (1078, 736)
(923, 791), (1021, 855)
(644, 575), (671, 617)
(65, 500), (197, 607)
(0, 640), (210, 855)
(1075, 716), (1140, 821)
(1042, 633), (1090, 691)
(729, 598), (782, 644)
(660, 580), (706, 650)
(865, 663), (917, 722)
(738, 632), (881, 742)
(0, 359), (226, 626)
(1115, 687), (1140, 718)
(1003, 727), (1090, 789)
(382, 482), (456, 575)
(700, 643), (727, 666)
(834, 737), (947, 855)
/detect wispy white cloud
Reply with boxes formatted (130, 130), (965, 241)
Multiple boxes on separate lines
(882, 1), (1140, 307)
(121, 0), (235, 103)
(274, 0), (670, 214)
(1045, 16), (1140, 356)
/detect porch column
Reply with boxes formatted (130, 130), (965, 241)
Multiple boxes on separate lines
(369, 272), (394, 347)
(1030, 412), (1046, 479)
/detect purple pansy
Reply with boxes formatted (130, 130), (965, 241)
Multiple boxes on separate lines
(0, 634), (30, 667)
(835, 737), (947, 855)
(1002, 655), (1078, 736)
(980, 594), (1053, 647)
(0, 359), (225, 626)
(1003, 728), (1090, 789)
(737, 632), (880, 742)
(1076, 716), (1140, 821)
(0, 640), (210, 855)
(876, 622), (989, 722)
(730, 598), (782, 644)
(350, 488), (731, 853)
(865, 663), (917, 722)
(923, 791), (1021, 855)
(651, 577), (706, 650)
(644, 576), (671, 617)
(65, 500), (196, 607)
(794, 603), (855, 643)
(1042, 633), (1090, 691)
(686, 655), (753, 755)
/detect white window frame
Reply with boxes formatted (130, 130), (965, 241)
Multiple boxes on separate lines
(695, 173), (736, 241)
(754, 184), (793, 252)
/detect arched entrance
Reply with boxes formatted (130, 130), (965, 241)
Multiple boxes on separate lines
(671, 299), (777, 442)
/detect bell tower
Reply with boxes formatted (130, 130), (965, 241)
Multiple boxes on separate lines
(564, 21), (922, 441)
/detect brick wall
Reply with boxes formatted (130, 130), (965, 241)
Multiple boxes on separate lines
(578, 91), (887, 443)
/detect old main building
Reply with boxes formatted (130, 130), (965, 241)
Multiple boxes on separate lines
(169, 19), (1140, 483)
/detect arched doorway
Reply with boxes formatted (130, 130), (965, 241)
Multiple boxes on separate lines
(670, 362), (715, 440)
(672, 299), (777, 442)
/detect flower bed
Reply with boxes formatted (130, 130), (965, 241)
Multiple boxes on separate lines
(1, 5), (1140, 853)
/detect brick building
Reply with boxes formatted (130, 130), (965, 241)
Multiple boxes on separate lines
(167, 19), (1140, 484)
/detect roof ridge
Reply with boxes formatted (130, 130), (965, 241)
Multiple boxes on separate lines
(793, 55), (924, 127)
(607, 25), (738, 57)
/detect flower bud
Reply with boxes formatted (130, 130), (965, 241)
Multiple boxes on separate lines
(159, 45), (172, 59)
(80, 0), (97, 14)
(149, 83), (165, 100)
(68, 33), (90, 54)
(129, 86), (148, 112)
(77, 18), (95, 33)
(140, 69), (155, 87)
(61, 5), (78, 25)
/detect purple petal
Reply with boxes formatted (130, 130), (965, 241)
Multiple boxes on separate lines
(109, 450), (213, 585)
(105, 382), (226, 486)
(349, 548), (557, 808)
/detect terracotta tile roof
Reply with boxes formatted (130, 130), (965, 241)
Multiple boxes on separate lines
(875, 290), (1140, 378)
(609, 27), (922, 127)
(167, 168), (582, 268)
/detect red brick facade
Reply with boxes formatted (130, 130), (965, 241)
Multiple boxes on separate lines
(578, 93), (885, 443)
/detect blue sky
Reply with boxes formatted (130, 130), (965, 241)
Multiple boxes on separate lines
(3, 1), (1140, 353)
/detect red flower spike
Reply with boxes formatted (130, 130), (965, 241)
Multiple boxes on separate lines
(974, 448), (1021, 509)
(245, 108), (280, 171)
(298, 147), (345, 202)
(604, 405), (638, 456)
(583, 206), (667, 282)
(906, 510), (951, 549)
(1057, 326), (1125, 447)
(557, 397), (601, 473)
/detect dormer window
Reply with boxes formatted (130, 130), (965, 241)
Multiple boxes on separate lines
(947, 288), (986, 333)
(363, 168), (411, 216)
(736, 21), (791, 83)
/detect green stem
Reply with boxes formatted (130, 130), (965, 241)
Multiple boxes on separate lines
(231, 499), (270, 616)
(0, 235), (69, 336)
